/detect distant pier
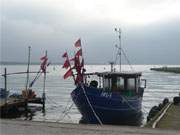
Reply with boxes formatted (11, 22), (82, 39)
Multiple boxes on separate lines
(150, 67), (180, 74)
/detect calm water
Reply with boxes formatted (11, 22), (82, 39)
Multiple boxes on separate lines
(1, 65), (180, 125)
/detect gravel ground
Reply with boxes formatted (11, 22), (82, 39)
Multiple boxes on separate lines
(0, 119), (180, 135)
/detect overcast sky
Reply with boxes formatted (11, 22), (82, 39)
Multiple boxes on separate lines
(1, 0), (180, 64)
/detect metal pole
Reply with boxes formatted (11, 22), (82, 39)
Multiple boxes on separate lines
(115, 28), (122, 72)
(25, 46), (31, 91)
(42, 50), (47, 113)
(118, 28), (122, 72)
(25, 46), (31, 118)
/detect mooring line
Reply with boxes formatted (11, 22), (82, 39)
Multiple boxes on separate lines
(81, 84), (103, 125)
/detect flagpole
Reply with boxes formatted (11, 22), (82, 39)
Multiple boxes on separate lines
(80, 38), (85, 83)
(42, 50), (47, 113)
(25, 46), (31, 118)
(25, 46), (31, 91)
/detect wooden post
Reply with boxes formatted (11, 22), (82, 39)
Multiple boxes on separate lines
(4, 68), (7, 117)
(4, 68), (7, 104)
(25, 46), (31, 91)
(25, 46), (31, 118)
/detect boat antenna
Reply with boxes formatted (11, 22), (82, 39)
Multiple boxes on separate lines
(115, 28), (122, 72)
(25, 46), (31, 91)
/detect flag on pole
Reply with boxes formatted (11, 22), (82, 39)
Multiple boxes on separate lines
(74, 39), (81, 48)
(62, 52), (68, 58)
(62, 59), (70, 69)
(75, 49), (82, 57)
(69, 57), (75, 61)
(63, 68), (73, 79)
(40, 55), (48, 73)
(40, 56), (47, 60)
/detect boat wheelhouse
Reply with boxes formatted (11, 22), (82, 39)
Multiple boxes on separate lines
(85, 71), (145, 97)
(71, 71), (146, 125)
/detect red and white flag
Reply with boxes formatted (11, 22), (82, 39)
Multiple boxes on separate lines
(62, 59), (70, 69)
(75, 49), (82, 57)
(63, 68), (73, 79)
(74, 39), (81, 48)
(40, 55), (48, 73)
(62, 52), (68, 58)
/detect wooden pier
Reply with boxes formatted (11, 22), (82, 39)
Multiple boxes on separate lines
(155, 103), (180, 129)
(0, 97), (43, 118)
(146, 102), (180, 130)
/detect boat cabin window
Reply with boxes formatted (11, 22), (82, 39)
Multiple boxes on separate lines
(116, 77), (124, 90)
(103, 76), (125, 91)
(127, 78), (136, 90)
(102, 76), (138, 92)
(103, 77), (112, 91)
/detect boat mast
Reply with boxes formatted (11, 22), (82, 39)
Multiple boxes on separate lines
(115, 28), (122, 72)
(25, 46), (31, 90)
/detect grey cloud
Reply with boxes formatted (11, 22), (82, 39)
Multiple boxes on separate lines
(1, 0), (180, 64)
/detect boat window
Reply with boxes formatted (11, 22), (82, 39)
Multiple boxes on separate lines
(127, 78), (135, 90)
(117, 77), (124, 90)
(103, 78), (111, 91)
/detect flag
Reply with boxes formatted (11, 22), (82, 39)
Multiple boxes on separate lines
(40, 55), (47, 60)
(74, 39), (81, 48)
(75, 49), (82, 57)
(69, 57), (75, 61)
(62, 59), (70, 69)
(64, 68), (73, 79)
(75, 74), (83, 84)
(62, 52), (68, 58)
(74, 55), (81, 70)
(40, 56), (48, 73)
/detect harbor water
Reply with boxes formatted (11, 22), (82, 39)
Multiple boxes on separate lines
(0, 65), (180, 125)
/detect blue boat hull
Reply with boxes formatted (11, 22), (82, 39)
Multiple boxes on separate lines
(71, 85), (143, 125)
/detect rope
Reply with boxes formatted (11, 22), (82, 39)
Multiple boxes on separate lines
(56, 103), (74, 122)
(80, 84), (103, 125)
(120, 95), (142, 113)
(121, 48), (134, 71)
(56, 97), (74, 122)
(29, 69), (41, 88)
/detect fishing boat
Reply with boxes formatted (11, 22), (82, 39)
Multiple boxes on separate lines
(63, 29), (146, 125)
